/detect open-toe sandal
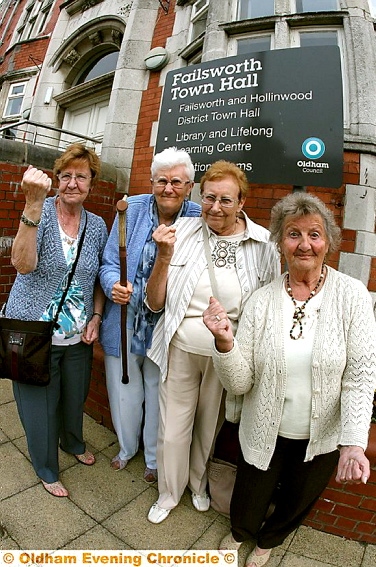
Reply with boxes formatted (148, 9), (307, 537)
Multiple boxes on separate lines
(245, 548), (271, 567)
(110, 455), (128, 471)
(41, 480), (69, 497)
(219, 532), (243, 555)
(74, 450), (95, 465)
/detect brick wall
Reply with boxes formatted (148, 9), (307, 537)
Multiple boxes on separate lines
(0, 1), (63, 72)
(1, 141), (375, 543)
(305, 426), (376, 543)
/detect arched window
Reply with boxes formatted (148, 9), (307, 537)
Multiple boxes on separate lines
(75, 52), (119, 85)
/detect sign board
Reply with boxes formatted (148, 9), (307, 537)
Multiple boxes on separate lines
(155, 46), (343, 188)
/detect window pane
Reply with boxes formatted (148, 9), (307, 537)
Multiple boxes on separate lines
(237, 36), (271, 54)
(77, 52), (119, 84)
(191, 1), (208, 41)
(4, 83), (25, 117)
(238, 0), (274, 20)
(11, 84), (25, 96)
(300, 31), (338, 47)
(5, 97), (23, 116)
(193, 0), (208, 12)
(296, 0), (338, 12)
(191, 12), (208, 40)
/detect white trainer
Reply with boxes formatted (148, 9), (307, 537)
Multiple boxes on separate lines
(191, 492), (210, 512)
(148, 502), (171, 524)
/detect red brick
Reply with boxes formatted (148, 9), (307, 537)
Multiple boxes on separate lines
(312, 497), (335, 513)
(356, 522), (376, 535)
(360, 533), (376, 544)
(315, 511), (337, 525)
(335, 516), (358, 530)
(332, 504), (374, 522)
(361, 498), (376, 512)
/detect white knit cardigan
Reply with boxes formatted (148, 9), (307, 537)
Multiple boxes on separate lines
(213, 267), (376, 471)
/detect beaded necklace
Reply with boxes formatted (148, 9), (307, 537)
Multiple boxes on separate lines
(286, 266), (325, 340)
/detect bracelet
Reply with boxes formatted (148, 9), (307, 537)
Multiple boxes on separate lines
(92, 312), (103, 322)
(20, 213), (41, 227)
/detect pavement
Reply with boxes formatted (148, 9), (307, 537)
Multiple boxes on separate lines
(1, 379), (376, 567)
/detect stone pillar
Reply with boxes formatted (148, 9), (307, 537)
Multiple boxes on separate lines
(101, 0), (160, 189)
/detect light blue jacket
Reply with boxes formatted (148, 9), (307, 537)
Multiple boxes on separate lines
(99, 194), (201, 357)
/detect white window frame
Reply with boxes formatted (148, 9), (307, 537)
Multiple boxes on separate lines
(227, 32), (274, 56)
(293, 0), (339, 13)
(3, 82), (27, 118)
(290, 27), (349, 127)
(188, 0), (209, 43)
(16, 0), (53, 42)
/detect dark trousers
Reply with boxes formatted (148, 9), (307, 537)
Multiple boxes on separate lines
(231, 436), (338, 549)
(13, 341), (93, 483)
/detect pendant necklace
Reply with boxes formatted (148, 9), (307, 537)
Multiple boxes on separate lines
(286, 266), (325, 340)
(58, 199), (79, 245)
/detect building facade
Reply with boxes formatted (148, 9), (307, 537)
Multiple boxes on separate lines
(0, 0), (375, 304)
(0, 0), (376, 543)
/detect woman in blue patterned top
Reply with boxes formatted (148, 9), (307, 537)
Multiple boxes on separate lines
(6, 144), (108, 497)
(99, 147), (201, 483)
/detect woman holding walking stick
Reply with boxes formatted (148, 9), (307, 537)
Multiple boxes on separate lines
(99, 147), (201, 482)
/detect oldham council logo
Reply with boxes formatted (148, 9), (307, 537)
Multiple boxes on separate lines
(301, 137), (326, 160)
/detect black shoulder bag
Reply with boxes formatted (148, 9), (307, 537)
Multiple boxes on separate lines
(0, 214), (87, 387)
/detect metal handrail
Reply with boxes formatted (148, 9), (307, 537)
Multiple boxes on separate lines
(0, 119), (100, 149)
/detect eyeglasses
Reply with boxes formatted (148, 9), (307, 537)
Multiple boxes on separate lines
(201, 194), (239, 208)
(153, 178), (191, 190)
(58, 173), (92, 184)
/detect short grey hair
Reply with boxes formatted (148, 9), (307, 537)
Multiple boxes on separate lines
(269, 192), (342, 255)
(151, 146), (195, 181)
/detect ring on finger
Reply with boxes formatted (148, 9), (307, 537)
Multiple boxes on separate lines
(215, 314), (221, 321)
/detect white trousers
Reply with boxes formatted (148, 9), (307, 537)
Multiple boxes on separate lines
(156, 345), (224, 509)
(104, 330), (160, 469)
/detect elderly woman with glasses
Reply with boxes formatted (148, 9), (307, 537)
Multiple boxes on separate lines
(145, 160), (280, 524)
(7, 143), (108, 497)
(203, 192), (376, 567)
(99, 147), (201, 483)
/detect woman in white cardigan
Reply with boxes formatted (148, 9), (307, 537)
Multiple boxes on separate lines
(146, 161), (280, 525)
(204, 192), (376, 567)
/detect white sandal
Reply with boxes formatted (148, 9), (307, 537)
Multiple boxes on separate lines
(219, 532), (243, 556)
(245, 548), (271, 567)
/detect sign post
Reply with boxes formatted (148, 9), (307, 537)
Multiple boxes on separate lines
(156, 46), (343, 188)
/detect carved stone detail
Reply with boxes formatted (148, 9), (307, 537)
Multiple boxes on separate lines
(82, 0), (102, 11)
(64, 49), (80, 67)
(117, 3), (132, 18)
(89, 31), (102, 46)
(111, 29), (122, 47)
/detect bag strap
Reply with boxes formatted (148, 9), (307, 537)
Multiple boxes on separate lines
(202, 218), (219, 299)
(52, 211), (88, 329)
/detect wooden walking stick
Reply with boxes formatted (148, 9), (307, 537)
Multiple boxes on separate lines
(116, 196), (129, 384)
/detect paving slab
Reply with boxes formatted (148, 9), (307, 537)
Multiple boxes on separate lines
(65, 453), (149, 522)
(288, 526), (365, 566)
(0, 485), (96, 549)
(0, 441), (36, 498)
(1, 386), (375, 566)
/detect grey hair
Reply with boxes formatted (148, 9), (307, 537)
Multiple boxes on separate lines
(151, 146), (195, 181)
(269, 192), (342, 255)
